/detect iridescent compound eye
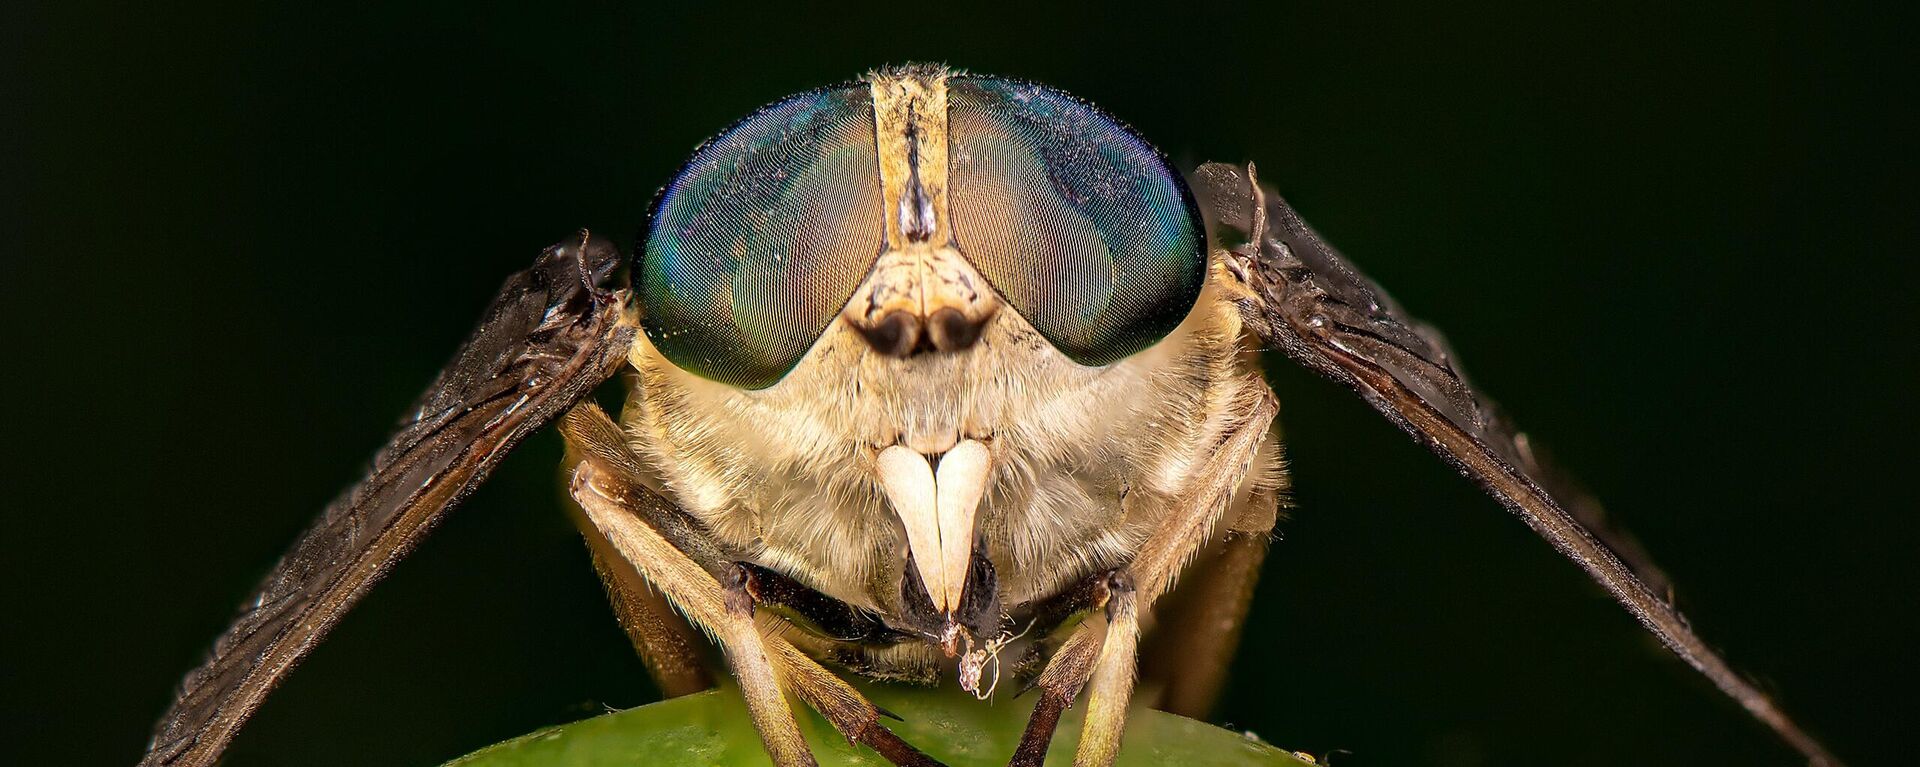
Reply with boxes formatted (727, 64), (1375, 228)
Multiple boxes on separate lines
(946, 76), (1206, 366)
(639, 86), (884, 389)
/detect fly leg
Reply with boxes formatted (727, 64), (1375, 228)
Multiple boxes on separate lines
(1009, 592), (1112, 767)
(570, 459), (817, 766)
(1138, 429), (1285, 718)
(1076, 386), (1278, 767)
(1008, 383), (1278, 767)
(731, 565), (946, 767)
(563, 403), (943, 767)
(561, 404), (722, 698)
(1135, 528), (1272, 718)
(565, 490), (714, 698)
(761, 633), (946, 767)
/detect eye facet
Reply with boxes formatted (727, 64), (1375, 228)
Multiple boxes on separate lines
(640, 85), (884, 389)
(946, 76), (1206, 366)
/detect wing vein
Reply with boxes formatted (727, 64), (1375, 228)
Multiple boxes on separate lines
(1193, 162), (1841, 767)
(140, 234), (636, 767)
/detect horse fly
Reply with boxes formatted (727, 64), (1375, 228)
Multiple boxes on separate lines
(141, 64), (1844, 767)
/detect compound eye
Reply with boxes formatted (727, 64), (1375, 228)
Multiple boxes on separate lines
(640, 86), (884, 389)
(946, 77), (1206, 366)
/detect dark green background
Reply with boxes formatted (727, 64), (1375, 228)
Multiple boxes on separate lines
(8, 2), (1915, 766)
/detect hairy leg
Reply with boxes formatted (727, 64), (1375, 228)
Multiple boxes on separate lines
(566, 495), (715, 698)
(1009, 385), (1279, 767)
(563, 402), (942, 767)
(570, 461), (816, 766)
(1137, 461), (1282, 718)
(1136, 531), (1270, 718)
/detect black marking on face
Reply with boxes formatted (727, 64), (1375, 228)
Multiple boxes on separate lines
(900, 103), (936, 243)
(956, 543), (1005, 641)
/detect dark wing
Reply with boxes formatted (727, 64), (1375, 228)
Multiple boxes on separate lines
(1192, 163), (1840, 767)
(141, 234), (638, 767)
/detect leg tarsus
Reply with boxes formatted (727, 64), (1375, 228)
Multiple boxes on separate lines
(857, 721), (946, 767)
(764, 635), (950, 767)
(1005, 603), (1113, 767)
(1072, 574), (1140, 767)
(1009, 689), (1071, 767)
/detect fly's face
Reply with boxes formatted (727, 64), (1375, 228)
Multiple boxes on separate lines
(621, 67), (1259, 661)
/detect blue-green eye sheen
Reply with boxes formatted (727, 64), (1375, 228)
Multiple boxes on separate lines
(640, 86), (884, 389)
(947, 77), (1206, 366)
